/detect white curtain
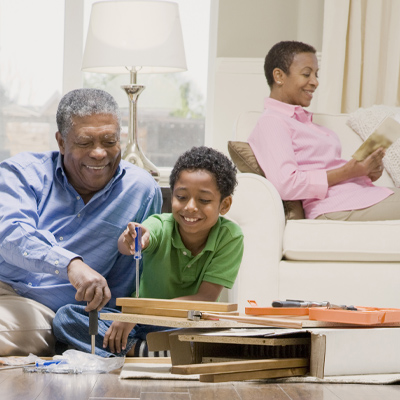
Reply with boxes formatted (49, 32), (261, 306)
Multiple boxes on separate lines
(316, 0), (400, 114)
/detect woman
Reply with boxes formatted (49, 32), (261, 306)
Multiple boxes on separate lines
(248, 40), (400, 221)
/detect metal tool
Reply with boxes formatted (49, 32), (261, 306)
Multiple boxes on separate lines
(187, 310), (303, 328)
(89, 309), (98, 355)
(134, 226), (142, 298)
(272, 300), (357, 311)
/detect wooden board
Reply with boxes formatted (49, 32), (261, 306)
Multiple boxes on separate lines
(199, 366), (308, 383)
(171, 357), (309, 375)
(121, 306), (239, 318)
(100, 312), (279, 328)
(124, 357), (171, 364)
(116, 298), (238, 312)
(177, 333), (310, 346)
(100, 312), (303, 329)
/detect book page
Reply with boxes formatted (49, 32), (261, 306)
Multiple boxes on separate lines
(352, 116), (400, 161)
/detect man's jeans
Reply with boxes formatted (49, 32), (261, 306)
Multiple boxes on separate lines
(53, 304), (171, 357)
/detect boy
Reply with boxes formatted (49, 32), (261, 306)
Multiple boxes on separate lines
(53, 146), (243, 357)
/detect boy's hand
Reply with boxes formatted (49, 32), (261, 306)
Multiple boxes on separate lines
(118, 222), (150, 255)
(103, 321), (136, 354)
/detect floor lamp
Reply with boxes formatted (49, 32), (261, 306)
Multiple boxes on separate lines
(82, 0), (187, 182)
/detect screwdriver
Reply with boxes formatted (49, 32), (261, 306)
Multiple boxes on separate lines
(134, 226), (142, 298)
(89, 309), (98, 355)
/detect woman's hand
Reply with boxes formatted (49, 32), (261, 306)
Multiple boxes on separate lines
(352, 147), (385, 178)
(327, 147), (385, 186)
(367, 164), (385, 182)
(103, 321), (136, 354)
(117, 222), (150, 255)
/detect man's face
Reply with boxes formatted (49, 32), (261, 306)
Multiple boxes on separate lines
(56, 113), (121, 202)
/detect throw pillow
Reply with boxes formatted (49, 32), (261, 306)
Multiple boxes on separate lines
(227, 141), (264, 175)
(228, 141), (305, 220)
(347, 105), (400, 187)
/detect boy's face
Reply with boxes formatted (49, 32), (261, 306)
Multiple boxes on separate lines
(172, 169), (232, 244)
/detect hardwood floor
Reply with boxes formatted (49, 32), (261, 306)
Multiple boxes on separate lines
(2, 368), (400, 400)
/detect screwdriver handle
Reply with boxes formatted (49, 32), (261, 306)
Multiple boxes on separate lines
(89, 309), (98, 335)
(134, 226), (142, 259)
(272, 300), (305, 308)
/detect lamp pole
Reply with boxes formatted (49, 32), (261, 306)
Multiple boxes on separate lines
(122, 68), (160, 182)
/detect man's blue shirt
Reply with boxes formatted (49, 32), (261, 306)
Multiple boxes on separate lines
(0, 151), (162, 312)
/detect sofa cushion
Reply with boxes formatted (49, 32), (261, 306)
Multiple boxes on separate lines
(228, 141), (305, 220)
(283, 219), (400, 262)
(347, 105), (400, 187)
(228, 140), (264, 175)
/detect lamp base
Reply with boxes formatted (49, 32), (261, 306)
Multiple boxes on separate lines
(121, 84), (160, 183)
(122, 145), (160, 182)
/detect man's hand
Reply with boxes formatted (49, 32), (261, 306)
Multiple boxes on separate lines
(103, 321), (136, 354)
(67, 258), (111, 312)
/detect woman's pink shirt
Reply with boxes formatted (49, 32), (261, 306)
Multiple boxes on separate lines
(248, 98), (392, 219)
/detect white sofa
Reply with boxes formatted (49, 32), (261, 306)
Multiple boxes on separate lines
(226, 111), (400, 313)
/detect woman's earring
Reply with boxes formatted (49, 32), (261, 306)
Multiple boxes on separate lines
(277, 81), (282, 85)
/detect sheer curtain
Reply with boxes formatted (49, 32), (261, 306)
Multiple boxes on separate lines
(316, 0), (400, 114)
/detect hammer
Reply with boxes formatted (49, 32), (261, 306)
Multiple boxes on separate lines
(187, 310), (303, 329)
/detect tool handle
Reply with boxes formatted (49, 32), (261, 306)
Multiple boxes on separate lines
(272, 300), (304, 308)
(134, 226), (142, 259)
(89, 310), (98, 335)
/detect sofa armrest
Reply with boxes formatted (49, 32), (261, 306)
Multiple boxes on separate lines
(226, 173), (285, 312)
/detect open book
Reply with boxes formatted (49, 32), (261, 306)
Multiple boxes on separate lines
(352, 116), (400, 161)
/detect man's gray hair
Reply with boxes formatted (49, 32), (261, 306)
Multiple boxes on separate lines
(56, 88), (121, 139)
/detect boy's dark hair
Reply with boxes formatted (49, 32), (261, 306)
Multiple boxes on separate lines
(264, 41), (316, 88)
(169, 146), (238, 200)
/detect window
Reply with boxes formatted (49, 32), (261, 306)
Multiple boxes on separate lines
(83, 0), (211, 168)
(0, 0), (210, 169)
(0, 0), (64, 161)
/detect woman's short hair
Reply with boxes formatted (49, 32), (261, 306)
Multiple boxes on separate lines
(56, 88), (121, 139)
(264, 41), (316, 88)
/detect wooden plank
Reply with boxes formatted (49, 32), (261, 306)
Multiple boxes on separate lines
(202, 357), (244, 363)
(172, 357), (309, 375)
(147, 330), (172, 351)
(197, 312), (303, 328)
(177, 333), (310, 346)
(124, 357), (171, 364)
(100, 313), (280, 328)
(121, 306), (239, 318)
(102, 311), (400, 329)
(102, 312), (302, 328)
(116, 298), (238, 312)
(199, 366), (309, 383)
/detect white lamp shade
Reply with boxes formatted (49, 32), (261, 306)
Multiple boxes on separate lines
(82, 0), (187, 74)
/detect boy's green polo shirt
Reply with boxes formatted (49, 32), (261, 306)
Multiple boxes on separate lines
(137, 213), (243, 299)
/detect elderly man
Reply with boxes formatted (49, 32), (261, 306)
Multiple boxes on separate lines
(0, 88), (162, 356)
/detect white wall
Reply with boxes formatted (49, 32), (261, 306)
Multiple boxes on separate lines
(206, 0), (324, 154)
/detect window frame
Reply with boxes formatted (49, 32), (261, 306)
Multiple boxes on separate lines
(63, 0), (214, 185)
